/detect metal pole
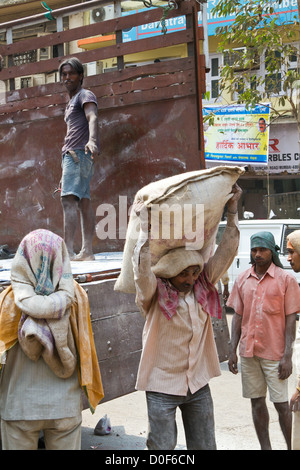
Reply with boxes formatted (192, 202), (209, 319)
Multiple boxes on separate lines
(201, 1), (210, 71)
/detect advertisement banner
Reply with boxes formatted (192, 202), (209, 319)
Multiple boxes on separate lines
(122, 8), (185, 42)
(256, 122), (300, 173)
(121, 1), (299, 41)
(203, 104), (270, 165)
(205, 0), (299, 36)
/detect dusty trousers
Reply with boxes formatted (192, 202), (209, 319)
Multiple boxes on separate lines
(145, 384), (217, 450)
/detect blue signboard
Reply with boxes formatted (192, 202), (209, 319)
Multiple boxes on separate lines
(122, 7), (186, 42)
(122, 1), (299, 41)
(205, 0), (299, 35)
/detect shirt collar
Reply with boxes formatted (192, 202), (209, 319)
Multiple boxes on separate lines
(248, 262), (275, 279)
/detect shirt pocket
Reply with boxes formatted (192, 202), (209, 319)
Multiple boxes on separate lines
(263, 295), (282, 315)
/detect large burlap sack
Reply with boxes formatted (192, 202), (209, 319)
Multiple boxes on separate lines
(114, 165), (244, 293)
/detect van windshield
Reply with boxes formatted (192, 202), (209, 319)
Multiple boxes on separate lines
(282, 225), (300, 255)
(217, 222), (300, 256)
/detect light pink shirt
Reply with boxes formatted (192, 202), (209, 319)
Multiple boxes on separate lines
(227, 263), (300, 361)
(133, 213), (239, 395)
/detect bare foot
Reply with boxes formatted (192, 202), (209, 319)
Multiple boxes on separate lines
(74, 252), (95, 261)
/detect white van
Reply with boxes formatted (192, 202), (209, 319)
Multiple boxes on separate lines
(217, 219), (300, 290)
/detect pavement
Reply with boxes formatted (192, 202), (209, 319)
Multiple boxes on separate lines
(81, 314), (296, 452)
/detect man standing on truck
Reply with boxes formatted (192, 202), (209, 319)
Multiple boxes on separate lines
(227, 231), (300, 450)
(59, 57), (100, 261)
(132, 184), (242, 450)
(286, 230), (300, 450)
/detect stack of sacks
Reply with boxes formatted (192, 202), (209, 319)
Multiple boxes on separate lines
(114, 165), (244, 294)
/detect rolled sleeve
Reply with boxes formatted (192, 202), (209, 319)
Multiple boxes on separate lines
(226, 279), (244, 315)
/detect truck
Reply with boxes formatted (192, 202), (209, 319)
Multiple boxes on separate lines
(0, 0), (231, 405)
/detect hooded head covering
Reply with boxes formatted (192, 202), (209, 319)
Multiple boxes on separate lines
(250, 231), (283, 268)
(151, 247), (221, 321)
(11, 228), (73, 296)
(10, 229), (77, 378)
(287, 230), (300, 255)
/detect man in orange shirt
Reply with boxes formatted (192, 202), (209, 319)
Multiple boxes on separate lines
(227, 231), (300, 450)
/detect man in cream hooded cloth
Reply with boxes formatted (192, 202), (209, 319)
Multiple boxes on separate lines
(286, 230), (300, 450)
(132, 183), (242, 450)
(0, 229), (103, 450)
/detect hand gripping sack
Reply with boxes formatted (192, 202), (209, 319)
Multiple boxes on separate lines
(114, 165), (244, 293)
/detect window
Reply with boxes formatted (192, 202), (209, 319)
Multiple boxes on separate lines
(289, 53), (298, 65)
(216, 225), (226, 246)
(287, 49), (299, 81)
(20, 77), (32, 88)
(211, 57), (219, 99)
(224, 47), (260, 72)
(250, 75), (257, 90)
(231, 69), (260, 101)
(203, 54), (222, 102)
(223, 47), (261, 101)
(205, 45), (299, 102)
(265, 50), (282, 94)
(282, 224), (300, 255)
(13, 50), (37, 65)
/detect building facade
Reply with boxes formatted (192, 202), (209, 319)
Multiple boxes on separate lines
(203, 0), (300, 220)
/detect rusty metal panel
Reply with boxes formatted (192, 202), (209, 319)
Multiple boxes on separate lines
(80, 279), (144, 405)
(0, 70), (203, 252)
(0, 2), (206, 252)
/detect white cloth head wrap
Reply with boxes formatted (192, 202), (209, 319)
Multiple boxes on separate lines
(287, 230), (300, 255)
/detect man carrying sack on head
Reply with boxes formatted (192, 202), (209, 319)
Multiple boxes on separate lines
(132, 183), (242, 450)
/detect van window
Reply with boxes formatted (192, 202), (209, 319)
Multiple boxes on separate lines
(282, 224), (300, 255)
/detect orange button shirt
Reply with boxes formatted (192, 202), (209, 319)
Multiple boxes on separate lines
(227, 263), (300, 361)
